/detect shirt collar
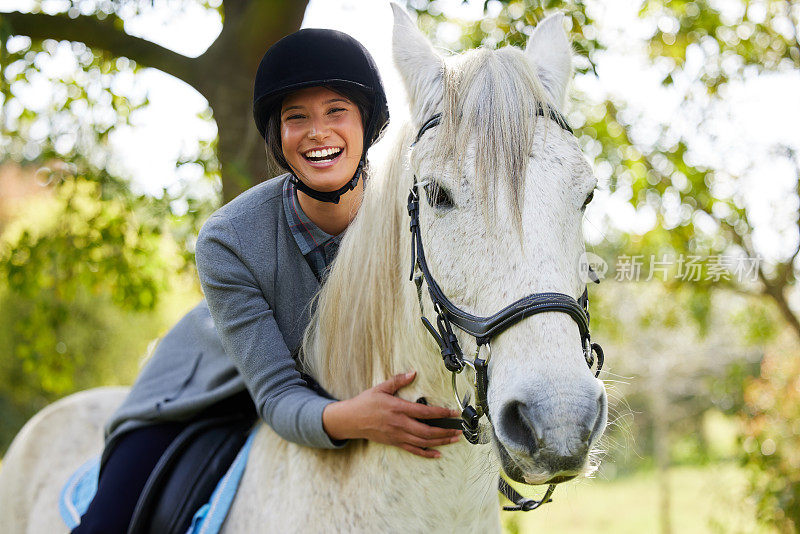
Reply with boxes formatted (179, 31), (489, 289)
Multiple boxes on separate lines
(282, 176), (341, 256)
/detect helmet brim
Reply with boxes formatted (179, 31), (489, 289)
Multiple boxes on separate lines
(253, 79), (375, 140)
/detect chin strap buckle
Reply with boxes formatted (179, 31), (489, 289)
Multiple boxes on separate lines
(288, 156), (365, 204)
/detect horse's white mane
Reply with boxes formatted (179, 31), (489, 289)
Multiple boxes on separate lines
(301, 45), (558, 404)
(301, 121), (413, 404)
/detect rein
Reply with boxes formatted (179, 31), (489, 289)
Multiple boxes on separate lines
(408, 106), (604, 511)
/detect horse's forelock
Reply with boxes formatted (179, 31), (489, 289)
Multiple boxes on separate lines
(438, 47), (555, 232)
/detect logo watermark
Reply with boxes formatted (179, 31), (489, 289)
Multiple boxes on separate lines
(579, 253), (760, 283)
(578, 252), (609, 283)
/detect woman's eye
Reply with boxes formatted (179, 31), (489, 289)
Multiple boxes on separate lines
(285, 114), (304, 121)
(328, 107), (346, 114)
(423, 182), (454, 209)
(581, 190), (594, 210)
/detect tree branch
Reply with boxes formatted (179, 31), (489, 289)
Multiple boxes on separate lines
(787, 146), (800, 274)
(1, 10), (199, 90)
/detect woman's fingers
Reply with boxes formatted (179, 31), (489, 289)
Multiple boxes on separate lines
(396, 430), (461, 457)
(358, 372), (467, 458)
(401, 431), (461, 450)
(376, 371), (417, 395)
(400, 416), (461, 440)
(398, 397), (460, 420)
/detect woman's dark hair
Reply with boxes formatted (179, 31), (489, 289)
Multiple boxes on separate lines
(265, 84), (373, 175)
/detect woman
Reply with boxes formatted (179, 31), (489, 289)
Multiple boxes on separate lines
(73, 28), (460, 534)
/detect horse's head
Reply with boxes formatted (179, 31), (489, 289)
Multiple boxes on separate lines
(392, 4), (607, 485)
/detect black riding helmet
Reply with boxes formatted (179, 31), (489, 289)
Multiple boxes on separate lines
(253, 28), (390, 204)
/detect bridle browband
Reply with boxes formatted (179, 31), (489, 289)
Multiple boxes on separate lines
(408, 104), (604, 511)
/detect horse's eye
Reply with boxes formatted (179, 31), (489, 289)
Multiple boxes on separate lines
(423, 181), (454, 209)
(581, 190), (594, 210)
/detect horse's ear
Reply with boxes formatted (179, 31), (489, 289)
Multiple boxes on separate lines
(524, 13), (573, 109)
(391, 2), (444, 124)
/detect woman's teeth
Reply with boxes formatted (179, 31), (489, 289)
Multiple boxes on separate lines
(305, 148), (343, 161)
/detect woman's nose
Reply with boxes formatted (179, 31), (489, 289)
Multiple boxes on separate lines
(307, 117), (330, 141)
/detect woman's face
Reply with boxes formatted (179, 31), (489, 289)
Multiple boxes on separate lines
(280, 86), (364, 192)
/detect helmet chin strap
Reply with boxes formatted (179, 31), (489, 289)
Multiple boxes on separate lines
(288, 157), (365, 205)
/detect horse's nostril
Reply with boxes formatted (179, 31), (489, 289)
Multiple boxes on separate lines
(589, 389), (608, 444)
(499, 401), (542, 454)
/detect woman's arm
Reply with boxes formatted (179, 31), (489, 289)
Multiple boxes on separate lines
(197, 213), (462, 456)
(196, 214), (345, 449)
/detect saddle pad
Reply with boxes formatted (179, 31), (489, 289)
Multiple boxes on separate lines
(59, 426), (258, 534)
(59, 456), (100, 529)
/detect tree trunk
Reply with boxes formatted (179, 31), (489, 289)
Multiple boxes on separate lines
(652, 359), (672, 534)
(194, 0), (309, 202)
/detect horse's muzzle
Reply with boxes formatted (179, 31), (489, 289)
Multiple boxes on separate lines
(494, 386), (607, 484)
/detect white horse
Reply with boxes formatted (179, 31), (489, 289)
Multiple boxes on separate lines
(0, 5), (607, 532)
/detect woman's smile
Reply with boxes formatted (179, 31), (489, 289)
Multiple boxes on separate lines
(302, 145), (344, 168)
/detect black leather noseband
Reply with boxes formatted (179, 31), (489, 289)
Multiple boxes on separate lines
(408, 105), (604, 511)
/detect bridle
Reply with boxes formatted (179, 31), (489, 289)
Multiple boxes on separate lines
(407, 106), (605, 511)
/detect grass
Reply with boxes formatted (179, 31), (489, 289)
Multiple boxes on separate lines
(501, 463), (774, 534)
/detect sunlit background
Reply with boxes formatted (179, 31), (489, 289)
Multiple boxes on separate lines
(1, 0), (799, 532)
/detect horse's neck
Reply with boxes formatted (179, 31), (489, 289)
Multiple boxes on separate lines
(356, 440), (501, 530)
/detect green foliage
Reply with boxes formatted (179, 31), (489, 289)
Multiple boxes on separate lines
(640, 0), (799, 91)
(0, 282), (161, 447)
(0, 174), (205, 451)
(3, 179), (169, 312)
(411, 0), (602, 75)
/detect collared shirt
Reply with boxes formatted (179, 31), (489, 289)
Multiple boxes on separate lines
(282, 177), (343, 282)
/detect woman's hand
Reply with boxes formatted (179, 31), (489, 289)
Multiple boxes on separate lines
(322, 370), (462, 458)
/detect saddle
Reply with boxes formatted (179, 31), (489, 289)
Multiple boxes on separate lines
(127, 412), (255, 534)
(128, 357), (323, 533)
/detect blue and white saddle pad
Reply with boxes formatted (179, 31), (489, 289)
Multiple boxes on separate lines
(59, 426), (259, 534)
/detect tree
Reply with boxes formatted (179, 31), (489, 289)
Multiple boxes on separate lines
(1, 0), (308, 202)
